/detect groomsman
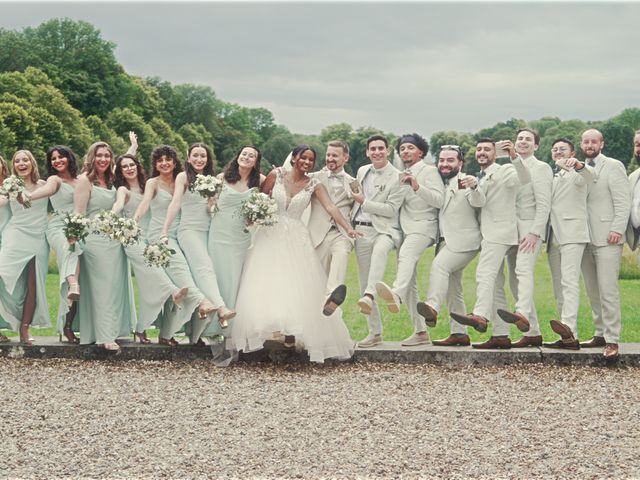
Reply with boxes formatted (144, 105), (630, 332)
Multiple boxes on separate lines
(450, 138), (531, 348)
(580, 129), (631, 360)
(544, 138), (594, 349)
(375, 133), (445, 346)
(627, 130), (640, 252)
(351, 135), (405, 347)
(415, 146), (485, 346)
(307, 140), (355, 314)
(497, 128), (553, 347)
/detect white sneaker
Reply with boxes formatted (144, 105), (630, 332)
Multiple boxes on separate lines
(375, 282), (401, 313)
(357, 295), (374, 315)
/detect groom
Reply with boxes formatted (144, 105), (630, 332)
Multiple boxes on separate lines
(308, 140), (356, 314)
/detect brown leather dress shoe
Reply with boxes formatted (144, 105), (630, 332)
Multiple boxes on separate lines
(580, 336), (606, 348)
(543, 339), (580, 350)
(416, 302), (438, 328)
(472, 336), (511, 349)
(496, 309), (530, 333)
(432, 334), (470, 347)
(511, 335), (543, 347)
(550, 320), (574, 340)
(603, 343), (619, 360)
(450, 312), (488, 333)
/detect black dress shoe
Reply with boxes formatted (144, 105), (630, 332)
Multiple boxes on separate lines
(323, 284), (347, 316)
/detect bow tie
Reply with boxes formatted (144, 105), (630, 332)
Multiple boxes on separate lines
(587, 159), (596, 167)
(369, 167), (383, 175)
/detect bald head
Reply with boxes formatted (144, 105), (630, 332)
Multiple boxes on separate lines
(581, 129), (604, 159)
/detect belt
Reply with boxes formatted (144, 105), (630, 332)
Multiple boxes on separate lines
(353, 221), (373, 227)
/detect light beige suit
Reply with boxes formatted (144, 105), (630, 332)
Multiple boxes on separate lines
(351, 162), (405, 336)
(308, 168), (355, 295)
(504, 155), (553, 337)
(626, 168), (640, 251)
(391, 162), (444, 333)
(547, 164), (595, 336)
(581, 153), (631, 344)
(468, 159), (531, 335)
(426, 172), (485, 334)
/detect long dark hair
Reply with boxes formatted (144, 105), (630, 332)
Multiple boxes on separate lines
(185, 143), (215, 187)
(114, 154), (147, 192)
(46, 145), (79, 178)
(150, 145), (182, 179)
(223, 145), (262, 189)
(291, 144), (317, 168)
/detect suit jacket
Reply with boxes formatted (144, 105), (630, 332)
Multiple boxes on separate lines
(399, 162), (445, 242)
(438, 172), (485, 253)
(477, 159), (531, 246)
(585, 154), (631, 247)
(351, 162), (404, 246)
(548, 165), (595, 245)
(515, 155), (553, 241)
(307, 168), (355, 248)
(626, 167), (640, 251)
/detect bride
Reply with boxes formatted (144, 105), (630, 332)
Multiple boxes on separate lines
(230, 145), (360, 363)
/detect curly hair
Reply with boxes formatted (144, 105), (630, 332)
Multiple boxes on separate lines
(46, 145), (79, 179)
(150, 145), (182, 179)
(395, 133), (429, 158)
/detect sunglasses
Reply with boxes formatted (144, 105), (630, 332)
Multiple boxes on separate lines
(441, 144), (461, 152)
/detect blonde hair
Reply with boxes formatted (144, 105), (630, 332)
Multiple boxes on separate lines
(82, 141), (115, 188)
(0, 155), (8, 182)
(11, 150), (40, 183)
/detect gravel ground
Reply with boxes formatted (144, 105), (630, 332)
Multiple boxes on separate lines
(1, 359), (639, 479)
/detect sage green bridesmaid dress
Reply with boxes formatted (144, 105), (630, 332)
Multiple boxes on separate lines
(47, 181), (81, 335)
(76, 186), (136, 344)
(0, 196), (51, 332)
(122, 190), (183, 334)
(146, 188), (204, 340)
(178, 188), (225, 341)
(208, 184), (252, 310)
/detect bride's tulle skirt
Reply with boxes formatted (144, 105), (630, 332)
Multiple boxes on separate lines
(230, 217), (354, 363)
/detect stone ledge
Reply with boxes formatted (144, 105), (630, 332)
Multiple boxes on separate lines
(0, 338), (638, 367)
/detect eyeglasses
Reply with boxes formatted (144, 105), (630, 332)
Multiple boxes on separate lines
(441, 145), (461, 152)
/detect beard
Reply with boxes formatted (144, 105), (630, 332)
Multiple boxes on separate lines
(439, 168), (460, 181)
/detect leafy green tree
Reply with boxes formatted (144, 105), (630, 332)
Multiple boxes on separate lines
(178, 123), (215, 147)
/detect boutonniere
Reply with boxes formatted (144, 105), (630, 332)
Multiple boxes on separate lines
(373, 183), (386, 192)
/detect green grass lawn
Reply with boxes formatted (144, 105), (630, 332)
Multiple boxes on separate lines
(4, 249), (640, 342)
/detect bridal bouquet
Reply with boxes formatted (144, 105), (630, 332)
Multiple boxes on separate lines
(56, 211), (91, 252)
(192, 174), (223, 213)
(238, 189), (278, 232)
(0, 175), (31, 208)
(112, 217), (142, 246)
(143, 242), (175, 268)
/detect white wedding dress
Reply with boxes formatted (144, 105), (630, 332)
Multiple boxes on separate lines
(230, 172), (354, 363)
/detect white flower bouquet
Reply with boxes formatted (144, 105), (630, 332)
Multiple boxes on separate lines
(143, 242), (175, 268)
(192, 174), (224, 213)
(92, 210), (120, 238)
(56, 211), (91, 252)
(238, 189), (278, 232)
(0, 175), (31, 207)
(112, 217), (142, 246)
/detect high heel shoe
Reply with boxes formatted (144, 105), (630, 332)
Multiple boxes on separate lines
(198, 300), (218, 320)
(59, 326), (80, 344)
(19, 324), (33, 346)
(158, 337), (178, 347)
(67, 282), (80, 303)
(134, 331), (151, 345)
(217, 306), (236, 329)
(171, 287), (189, 309)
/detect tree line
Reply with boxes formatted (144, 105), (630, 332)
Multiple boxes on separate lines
(1, 18), (639, 177)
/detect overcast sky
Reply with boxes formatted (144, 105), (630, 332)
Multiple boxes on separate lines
(1, 1), (638, 136)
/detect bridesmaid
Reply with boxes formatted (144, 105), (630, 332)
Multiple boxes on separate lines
(208, 145), (264, 312)
(0, 150), (51, 344)
(73, 141), (136, 351)
(134, 145), (216, 346)
(22, 145), (81, 343)
(162, 143), (235, 344)
(112, 153), (188, 344)
(0, 155), (9, 343)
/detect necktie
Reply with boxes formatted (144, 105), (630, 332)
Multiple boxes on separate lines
(587, 159), (595, 167)
(477, 171), (486, 180)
